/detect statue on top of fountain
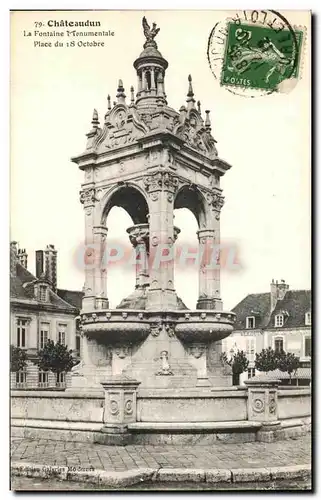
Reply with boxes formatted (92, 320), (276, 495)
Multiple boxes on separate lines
(142, 16), (160, 47)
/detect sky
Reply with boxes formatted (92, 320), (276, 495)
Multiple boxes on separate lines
(10, 10), (311, 310)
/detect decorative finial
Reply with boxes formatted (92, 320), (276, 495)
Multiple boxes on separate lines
(186, 75), (195, 109)
(179, 105), (187, 122)
(142, 16), (160, 48)
(130, 86), (135, 104)
(91, 109), (99, 129)
(197, 100), (201, 113)
(187, 75), (194, 97)
(205, 110), (211, 130)
(116, 79), (126, 103)
(107, 94), (111, 110)
(113, 101), (116, 106)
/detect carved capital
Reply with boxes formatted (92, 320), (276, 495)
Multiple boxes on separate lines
(144, 171), (179, 196)
(127, 223), (149, 248)
(80, 188), (96, 206)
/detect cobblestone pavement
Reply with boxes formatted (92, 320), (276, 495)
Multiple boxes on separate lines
(11, 434), (311, 472)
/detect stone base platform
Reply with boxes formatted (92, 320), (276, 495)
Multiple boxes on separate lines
(11, 417), (311, 446)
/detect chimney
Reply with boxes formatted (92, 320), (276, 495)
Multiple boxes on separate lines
(10, 241), (18, 276)
(35, 250), (44, 278)
(270, 279), (289, 312)
(17, 248), (28, 269)
(44, 244), (57, 292)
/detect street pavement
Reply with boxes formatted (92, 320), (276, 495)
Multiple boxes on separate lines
(11, 434), (311, 472)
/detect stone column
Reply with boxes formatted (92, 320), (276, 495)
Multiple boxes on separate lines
(145, 171), (179, 310)
(197, 228), (218, 310)
(150, 67), (156, 91)
(93, 225), (109, 309)
(197, 191), (224, 310)
(127, 223), (149, 290)
(80, 186), (96, 311)
(100, 377), (140, 445)
(245, 378), (281, 442)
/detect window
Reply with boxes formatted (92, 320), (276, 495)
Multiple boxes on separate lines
(248, 368), (256, 379)
(38, 371), (49, 388)
(304, 337), (311, 357)
(16, 370), (27, 388)
(274, 337), (284, 353)
(76, 335), (81, 357)
(57, 324), (66, 345)
(16, 319), (27, 348)
(56, 372), (66, 388)
(305, 312), (311, 326)
(39, 323), (49, 350)
(246, 316), (255, 329)
(275, 314), (284, 327)
(246, 337), (256, 363)
(39, 285), (47, 302)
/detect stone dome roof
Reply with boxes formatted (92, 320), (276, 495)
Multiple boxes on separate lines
(138, 45), (164, 59)
(133, 42), (168, 70)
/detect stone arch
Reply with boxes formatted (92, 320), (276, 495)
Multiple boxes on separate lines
(101, 184), (149, 225)
(174, 185), (206, 228)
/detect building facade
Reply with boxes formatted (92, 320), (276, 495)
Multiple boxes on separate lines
(10, 242), (83, 389)
(223, 280), (311, 383)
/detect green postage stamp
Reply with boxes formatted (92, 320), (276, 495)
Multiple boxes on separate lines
(221, 22), (303, 92)
(207, 10), (306, 97)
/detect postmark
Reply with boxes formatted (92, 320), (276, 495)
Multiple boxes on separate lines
(207, 10), (305, 97)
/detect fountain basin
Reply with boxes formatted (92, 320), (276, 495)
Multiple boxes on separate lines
(174, 310), (235, 343)
(81, 309), (150, 343)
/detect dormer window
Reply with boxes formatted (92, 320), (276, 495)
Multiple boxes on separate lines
(275, 314), (284, 327)
(39, 285), (47, 302)
(246, 316), (255, 329)
(305, 312), (311, 326)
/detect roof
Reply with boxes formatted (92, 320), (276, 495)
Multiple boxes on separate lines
(266, 290), (311, 329)
(254, 368), (311, 380)
(57, 289), (83, 311)
(232, 289), (311, 331)
(232, 293), (271, 330)
(11, 260), (77, 313)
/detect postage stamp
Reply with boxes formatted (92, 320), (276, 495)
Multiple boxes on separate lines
(221, 22), (303, 91)
(208, 10), (306, 97)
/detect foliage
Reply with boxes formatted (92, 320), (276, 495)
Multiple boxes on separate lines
(221, 350), (249, 374)
(10, 345), (27, 373)
(254, 347), (279, 373)
(277, 350), (300, 381)
(36, 339), (75, 375)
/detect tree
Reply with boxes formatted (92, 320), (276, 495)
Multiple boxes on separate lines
(10, 345), (27, 373)
(255, 347), (279, 373)
(221, 350), (249, 385)
(36, 340), (75, 386)
(277, 351), (300, 384)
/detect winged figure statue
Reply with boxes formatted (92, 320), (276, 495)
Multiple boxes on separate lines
(142, 16), (160, 43)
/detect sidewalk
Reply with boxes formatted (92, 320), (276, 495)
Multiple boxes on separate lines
(11, 434), (311, 487)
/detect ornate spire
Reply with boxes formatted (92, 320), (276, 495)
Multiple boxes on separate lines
(197, 100), (201, 113)
(186, 75), (195, 109)
(205, 110), (211, 131)
(116, 79), (126, 103)
(130, 86), (135, 104)
(107, 94), (111, 110)
(91, 109), (99, 129)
